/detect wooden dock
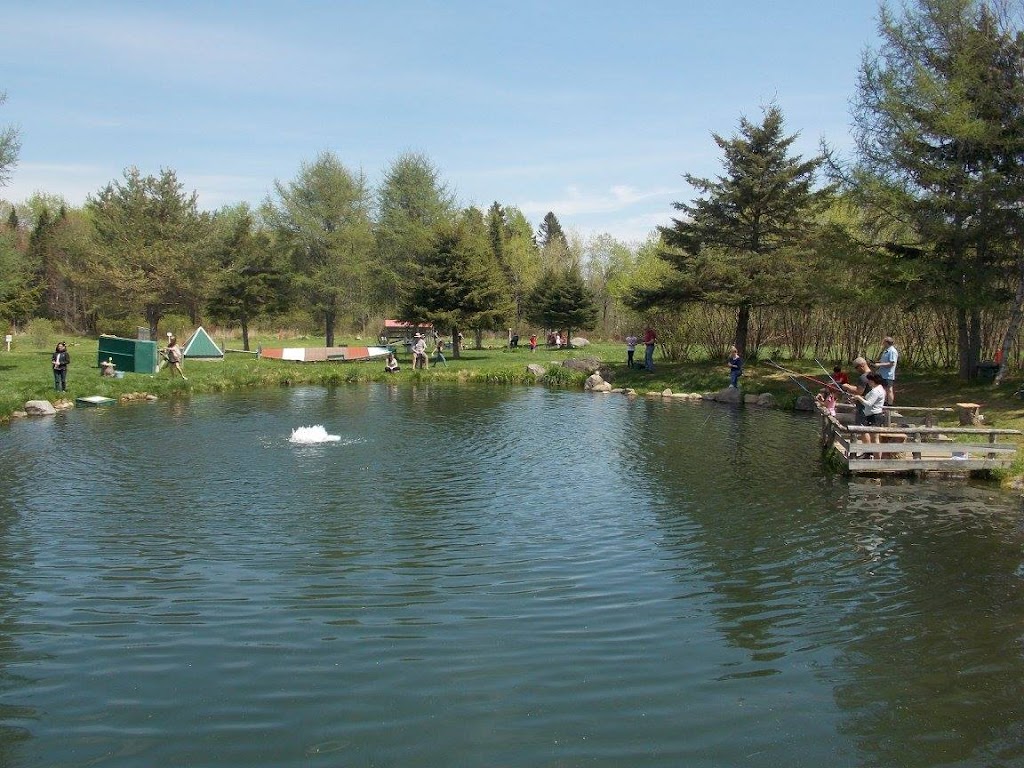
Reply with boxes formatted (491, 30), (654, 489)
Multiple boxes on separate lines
(817, 402), (1021, 476)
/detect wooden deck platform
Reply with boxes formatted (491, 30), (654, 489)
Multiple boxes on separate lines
(817, 402), (1021, 476)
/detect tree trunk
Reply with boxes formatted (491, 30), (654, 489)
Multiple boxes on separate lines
(474, 329), (483, 349)
(241, 312), (250, 352)
(957, 306), (970, 380)
(452, 325), (461, 359)
(734, 303), (750, 358)
(324, 305), (336, 347)
(968, 309), (982, 379)
(994, 256), (1024, 385)
(146, 305), (161, 342)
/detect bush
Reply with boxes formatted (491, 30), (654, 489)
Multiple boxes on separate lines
(25, 318), (55, 348)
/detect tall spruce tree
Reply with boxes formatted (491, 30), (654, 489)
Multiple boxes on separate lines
(401, 208), (511, 357)
(207, 206), (288, 351)
(87, 167), (210, 339)
(852, 0), (1024, 380)
(525, 264), (598, 343)
(537, 211), (573, 273)
(633, 105), (832, 357)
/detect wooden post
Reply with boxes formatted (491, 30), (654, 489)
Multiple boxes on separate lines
(956, 403), (982, 426)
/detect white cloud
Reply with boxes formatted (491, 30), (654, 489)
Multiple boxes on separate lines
(520, 183), (680, 218)
(2, 163), (110, 205)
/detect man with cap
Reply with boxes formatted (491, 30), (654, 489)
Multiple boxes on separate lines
(411, 333), (428, 370)
(875, 336), (898, 404)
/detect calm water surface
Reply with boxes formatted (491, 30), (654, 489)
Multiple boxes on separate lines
(0, 385), (1022, 767)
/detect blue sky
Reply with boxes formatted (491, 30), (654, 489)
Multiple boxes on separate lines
(1, 1), (880, 244)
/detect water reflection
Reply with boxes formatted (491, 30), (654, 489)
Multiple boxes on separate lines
(0, 386), (1020, 767)
(637, 399), (1024, 767)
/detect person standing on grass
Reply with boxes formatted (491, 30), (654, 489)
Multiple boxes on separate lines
(641, 326), (657, 371)
(432, 337), (447, 367)
(411, 333), (428, 370)
(728, 346), (743, 387)
(51, 342), (70, 392)
(625, 333), (638, 369)
(162, 335), (187, 381)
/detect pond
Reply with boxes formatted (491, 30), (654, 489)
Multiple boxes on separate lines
(1, 385), (1022, 767)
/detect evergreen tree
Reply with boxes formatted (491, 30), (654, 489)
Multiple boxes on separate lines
(267, 152), (375, 346)
(537, 211), (567, 250)
(375, 152), (455, 313)
(525, 264), (599, 343)
(488, 204), (541, 326)
(0, 213), (36, 325)
(400, 208), (512, 358)
(207, 206), (288, 351)
(852, 0), (1024, 379)
(87, 167), (210, 339)
(633, 105), (832, 356)
(537, 211), (572, 272)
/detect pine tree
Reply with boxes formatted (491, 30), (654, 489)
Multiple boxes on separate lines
(401, 209), (512, 357)
(525, 264), (598, 343)
(87, 167), (210, 339)
(537, 211), (567, 250)
(852, 0), (1024, 379)
(634, 105), (832, 357)
(207, 206), (288, 351)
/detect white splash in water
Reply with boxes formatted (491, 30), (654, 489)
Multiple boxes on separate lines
(289, 425), (341, 444)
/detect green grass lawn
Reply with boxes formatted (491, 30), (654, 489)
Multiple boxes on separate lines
(5, 333), (1023, 479)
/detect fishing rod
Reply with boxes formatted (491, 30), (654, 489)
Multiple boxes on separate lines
(813, 358), (844, 389)
(813, 358), (856, 402)
(764, 359), (834, 389)
(783, 372), (815, 396)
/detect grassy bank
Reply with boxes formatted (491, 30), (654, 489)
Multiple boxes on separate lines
(5, 334), (1023, 478)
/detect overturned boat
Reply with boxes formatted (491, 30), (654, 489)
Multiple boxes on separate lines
(258, 345), (391, 363)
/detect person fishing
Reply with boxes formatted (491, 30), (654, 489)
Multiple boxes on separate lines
(840, 357), (873, 425)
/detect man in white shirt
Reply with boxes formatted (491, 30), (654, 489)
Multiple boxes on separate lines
(876, 336), (898, 405)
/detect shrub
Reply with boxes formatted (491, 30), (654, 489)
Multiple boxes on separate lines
(25, 318), (55, 348)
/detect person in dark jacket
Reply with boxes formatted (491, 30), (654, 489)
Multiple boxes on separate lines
(51, 342), (70, 392)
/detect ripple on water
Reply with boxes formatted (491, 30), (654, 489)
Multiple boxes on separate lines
(0, 387), (1021, 767)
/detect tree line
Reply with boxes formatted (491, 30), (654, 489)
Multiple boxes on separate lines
(2, 0), (1023, 378)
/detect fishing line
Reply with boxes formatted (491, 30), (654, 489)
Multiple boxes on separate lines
(764, 359), (833, 389)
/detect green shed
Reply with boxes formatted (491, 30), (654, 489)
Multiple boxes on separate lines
(97, 335), (159, 374)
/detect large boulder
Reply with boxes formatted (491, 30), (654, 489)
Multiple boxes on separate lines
(526, 363), (547, 378)
(562, 357), (601, 373)
(570, 337), (590, 347)
(756, 392), (777, 408)
(714, 387), (743, 404)
(584, 372), (611, 392)
(794, 395), (816, 412)
(24, 400), (57, 416)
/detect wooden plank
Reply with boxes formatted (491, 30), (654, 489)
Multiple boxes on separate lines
(846, 425), (1021, 436)
(848, 457), (1013, 472)
(845, 444), (1016, 456)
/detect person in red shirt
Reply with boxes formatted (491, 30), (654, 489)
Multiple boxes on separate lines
(641, 326), (657, 371)
(830, 365), (849, 390)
